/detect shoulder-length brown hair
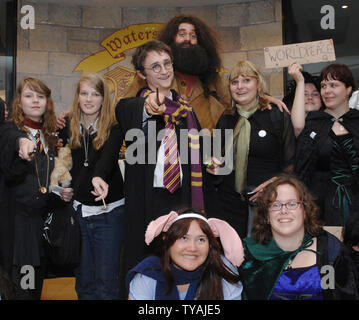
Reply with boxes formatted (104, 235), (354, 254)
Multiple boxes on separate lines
(158, 209), (240, 300)
(68, 73), (115, 150)
(11, 77), (57, 150)
(228, 60), (268, 111)
(252, 174), (323, 244)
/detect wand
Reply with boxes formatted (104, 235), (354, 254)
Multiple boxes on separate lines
(156, 87), (161, 106)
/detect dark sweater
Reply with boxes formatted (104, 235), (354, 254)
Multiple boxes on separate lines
(58, 119), (124, 206)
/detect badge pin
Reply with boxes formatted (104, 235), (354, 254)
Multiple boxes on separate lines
(258, 130), (267, 138)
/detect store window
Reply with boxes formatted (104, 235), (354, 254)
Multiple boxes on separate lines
(283, 0), (359, 89)
(0, 0), (17, 108)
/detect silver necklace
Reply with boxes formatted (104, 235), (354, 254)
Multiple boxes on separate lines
(81, 112), (97, 167)
(82, 125), (92, 167)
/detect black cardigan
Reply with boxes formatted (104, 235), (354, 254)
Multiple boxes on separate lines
(58, 118), (124, 206)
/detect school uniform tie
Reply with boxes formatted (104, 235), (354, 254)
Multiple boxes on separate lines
(35, 130), (44, 154)
(163, 121), (180, 193)
(140, 87), (204, 210)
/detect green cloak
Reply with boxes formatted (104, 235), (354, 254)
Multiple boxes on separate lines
(239, 234), (315, 300)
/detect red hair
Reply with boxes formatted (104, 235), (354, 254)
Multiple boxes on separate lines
(11, 77), (57, 150)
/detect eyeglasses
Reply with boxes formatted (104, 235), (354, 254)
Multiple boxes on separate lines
(144, 60), (173, 73)
(269, 201), (301, 211)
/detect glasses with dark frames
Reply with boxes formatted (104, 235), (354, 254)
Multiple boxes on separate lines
(269, 201), (301, 211)
(144, 60), (173, 73)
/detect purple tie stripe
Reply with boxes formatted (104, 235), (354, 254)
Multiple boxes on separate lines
(164, 162), (180, 193)
(163, 123), (181, 193)
(140, 88), (204, 209)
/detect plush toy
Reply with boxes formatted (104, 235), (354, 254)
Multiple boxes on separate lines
(50, 145), (72, 190)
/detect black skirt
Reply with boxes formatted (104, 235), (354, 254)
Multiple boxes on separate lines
(12, 202), (47, 267)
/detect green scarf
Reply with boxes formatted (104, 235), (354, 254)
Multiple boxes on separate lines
(233, 101), (258, 193)
(239, 234), (315, 300)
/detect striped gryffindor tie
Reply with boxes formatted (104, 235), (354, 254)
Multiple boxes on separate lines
(35, 130), (44, 153)
(163, 120), (180, 193)
(140, 87), (204, 210)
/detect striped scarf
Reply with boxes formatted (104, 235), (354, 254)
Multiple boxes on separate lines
(141, 89), (204, 210)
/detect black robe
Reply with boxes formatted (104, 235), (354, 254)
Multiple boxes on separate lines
(0, 122), (59, 278)
(0, 98), (5, 123)
(214, 106), (296, 237)
(294, 109), (359, 226)
(57, 119), (125, 206)
(115, 88), (219, 288)
(0, 112), (10, 280)
(0, 100), (7, 215)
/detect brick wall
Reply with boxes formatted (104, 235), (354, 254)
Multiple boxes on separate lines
(17, 0), (283, 114)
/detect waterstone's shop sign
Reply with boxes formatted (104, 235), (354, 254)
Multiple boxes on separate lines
(74, 23), (162, 102)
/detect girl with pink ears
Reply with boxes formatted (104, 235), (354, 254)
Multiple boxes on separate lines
(126, 208), (244, 300)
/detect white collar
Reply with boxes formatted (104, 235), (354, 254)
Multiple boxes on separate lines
(80, 117), (98, 134)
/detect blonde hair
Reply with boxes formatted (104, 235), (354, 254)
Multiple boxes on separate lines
(68, 73), (115, 150)
(11, 77), (57, 150)
(229, 60), (268, 110)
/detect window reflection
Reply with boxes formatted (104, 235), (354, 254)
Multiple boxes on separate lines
(283, 0), (359, 92)
(0, 0), (16, 108)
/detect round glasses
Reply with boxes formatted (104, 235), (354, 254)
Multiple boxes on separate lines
(144, 60), (173, 73)
(269, 201), (301, 211)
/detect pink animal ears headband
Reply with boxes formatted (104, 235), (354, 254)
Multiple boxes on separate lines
(145, 211), (244, 267)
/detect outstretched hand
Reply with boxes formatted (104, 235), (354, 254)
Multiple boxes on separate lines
(18, 137), (35, 161)
(144, 91), (166, 116)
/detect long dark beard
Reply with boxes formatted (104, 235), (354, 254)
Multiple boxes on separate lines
(170, 43), (210, 76)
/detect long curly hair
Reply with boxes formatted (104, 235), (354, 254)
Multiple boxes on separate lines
(11, 77), (57, 150)
(157, 208), (240, 300)
(252, 174), (323, 244)
(68, 73), (115, 150)
(157, 14), (222, 97)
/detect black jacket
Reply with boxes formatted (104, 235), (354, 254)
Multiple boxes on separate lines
(58, 119), (124, 206)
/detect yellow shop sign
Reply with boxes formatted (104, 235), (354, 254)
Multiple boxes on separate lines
(102, 23), (162, 59)
(73, 23), (163, 103)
